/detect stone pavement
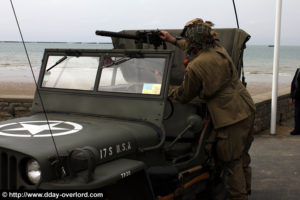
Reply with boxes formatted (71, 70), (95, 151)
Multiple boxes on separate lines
(249, 119), (300, 200)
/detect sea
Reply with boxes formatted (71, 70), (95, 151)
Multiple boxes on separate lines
(0, 42), (299, 87)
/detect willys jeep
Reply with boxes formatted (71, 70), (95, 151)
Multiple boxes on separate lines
(0, 28), (249, 199)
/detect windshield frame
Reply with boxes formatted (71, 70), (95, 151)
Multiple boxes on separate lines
(38, 49), (173, 100)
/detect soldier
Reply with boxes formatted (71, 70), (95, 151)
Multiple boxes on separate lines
(160, 18), (256, 200)
(289, 68), (300, 135)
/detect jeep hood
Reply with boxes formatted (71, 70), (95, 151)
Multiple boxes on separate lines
(0, 113), (160, 161)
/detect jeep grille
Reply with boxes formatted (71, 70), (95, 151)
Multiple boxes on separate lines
(0, 149), (34, 190)
(0, 151), (17, 189)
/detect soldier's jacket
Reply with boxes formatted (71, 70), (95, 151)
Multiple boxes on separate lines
(170, 39), (256, 129)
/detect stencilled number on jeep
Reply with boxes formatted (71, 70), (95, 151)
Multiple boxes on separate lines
(98, 141), (132, 160)
(99, 146), (113, 159)
(120, 170), (131, 179)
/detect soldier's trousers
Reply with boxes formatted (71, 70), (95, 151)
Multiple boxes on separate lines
(294, 100), (300, 133)
(214, 113), (255, 200)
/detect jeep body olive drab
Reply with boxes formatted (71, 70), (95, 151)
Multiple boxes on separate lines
(0, 28), (249, 199)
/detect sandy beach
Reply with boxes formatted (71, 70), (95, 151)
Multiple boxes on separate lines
(0, 82), (35, 96)
(246, 74), (292, 96)
(0, 76), (292, 97)
(0, 68), (293, 97)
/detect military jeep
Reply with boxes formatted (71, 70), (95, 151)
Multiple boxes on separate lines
(0, 28), (249, 199)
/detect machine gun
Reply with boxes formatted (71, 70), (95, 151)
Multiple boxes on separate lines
(95, 30), (167, 49)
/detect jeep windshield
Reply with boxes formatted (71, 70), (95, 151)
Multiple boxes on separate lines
(41, 50), (168, 96)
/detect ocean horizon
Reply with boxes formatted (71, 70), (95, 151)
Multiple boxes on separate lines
(0, 41), (298, 86)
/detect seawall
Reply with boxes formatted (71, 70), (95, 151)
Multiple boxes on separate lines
(0, 89), (294, 133)
(252, 88), (294, 133)
(0, 95), (33, 120)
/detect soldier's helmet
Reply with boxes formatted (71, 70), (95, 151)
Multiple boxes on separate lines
(181, 18), (217, 51)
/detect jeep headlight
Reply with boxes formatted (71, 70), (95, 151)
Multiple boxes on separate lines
(26, 159), (41, 185)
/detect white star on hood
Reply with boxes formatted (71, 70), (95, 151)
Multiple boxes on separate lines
(4, 122), (69, 136)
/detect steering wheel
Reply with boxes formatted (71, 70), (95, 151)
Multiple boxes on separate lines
(163, 97), (174, 120)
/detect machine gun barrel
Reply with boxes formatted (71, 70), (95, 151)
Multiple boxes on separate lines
(95, 30), (139, 40)
(95, 30), (166, 49)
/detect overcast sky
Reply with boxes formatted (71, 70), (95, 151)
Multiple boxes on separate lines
(1, 0), (300, 45)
